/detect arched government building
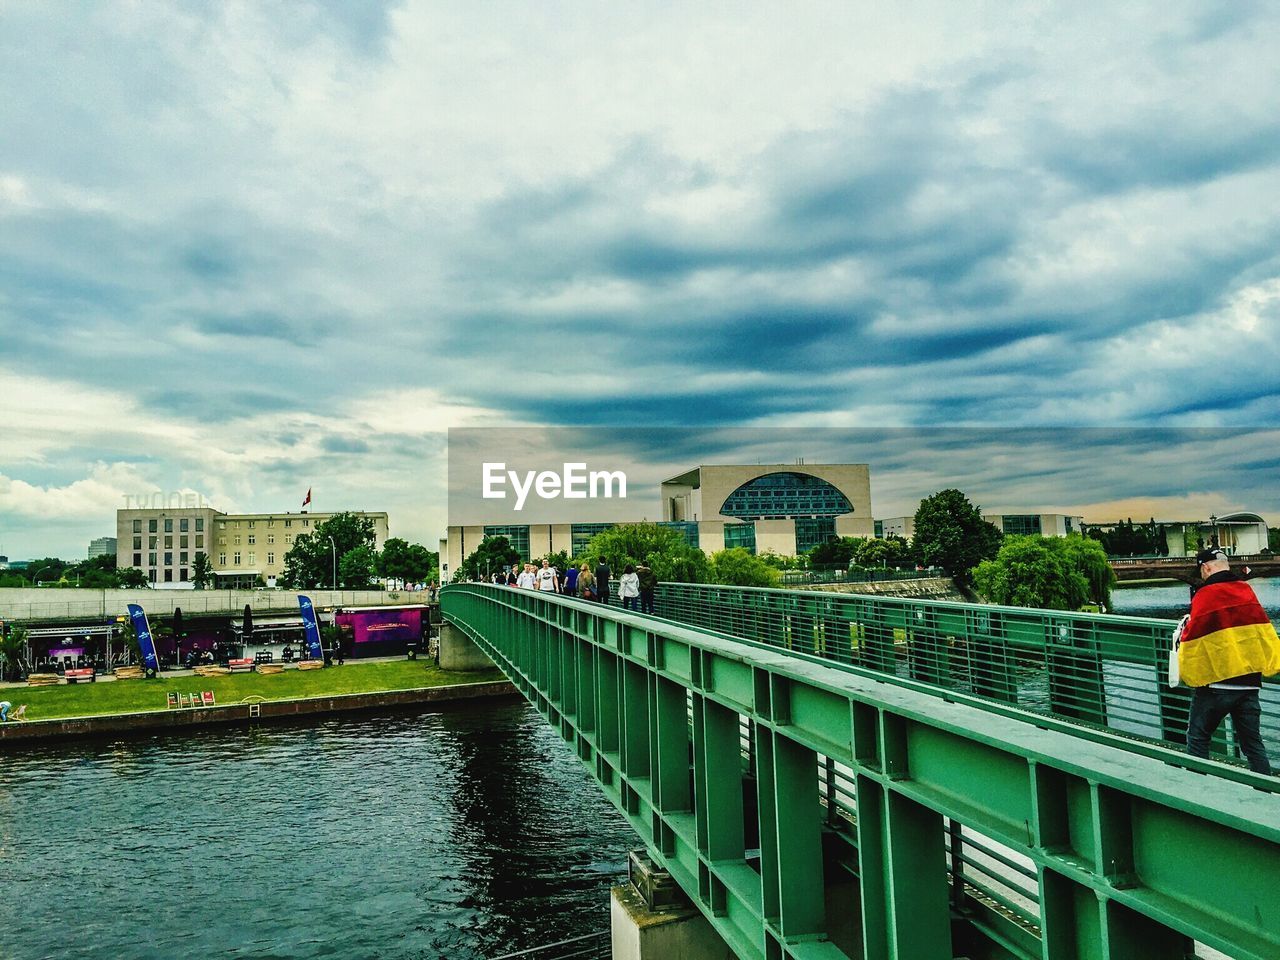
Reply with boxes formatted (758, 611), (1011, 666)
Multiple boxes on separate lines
(443, 463), (873, 576)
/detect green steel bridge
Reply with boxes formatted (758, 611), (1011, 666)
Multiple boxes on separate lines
(440, 583), (1280, 960)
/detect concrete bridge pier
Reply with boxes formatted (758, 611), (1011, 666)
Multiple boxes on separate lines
(610, 884), (734, 960)
(436, 621), (495, 671)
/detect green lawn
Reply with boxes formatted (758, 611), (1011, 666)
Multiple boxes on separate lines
(8, 660), (508, 721)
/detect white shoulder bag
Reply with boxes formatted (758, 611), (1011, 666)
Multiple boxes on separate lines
(1168, 614), (1189, 688)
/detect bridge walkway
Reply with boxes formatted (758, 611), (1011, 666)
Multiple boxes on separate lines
(442, 584), (1280, 960)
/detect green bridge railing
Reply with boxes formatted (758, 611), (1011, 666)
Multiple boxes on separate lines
(650, 582), (1279, 771)
(442, 583), (1280, 960)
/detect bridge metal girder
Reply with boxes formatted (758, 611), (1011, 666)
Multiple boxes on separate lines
(443, 585), (1280, 960)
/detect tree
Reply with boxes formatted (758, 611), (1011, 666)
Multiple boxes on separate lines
(457, 535), (522, 582)
(378, 538), (438, 585)
(912, 490), (1002, 587)
(192, 552), (212, 589)
(0, 624), (28, 682)
(649, 543), (711, 583)
(809, 537), (863, 568)
(280, 513), (377, 588)
(584, 524), (689, 574)
(117, 567), (150, 588)
(709, 548), (781, 587)
(853, 536), (912, 569)
(973, 534), (1114, 611)
(339, 544), (379, 589)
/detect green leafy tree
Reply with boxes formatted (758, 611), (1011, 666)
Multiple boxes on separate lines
(1, 624), (29, 682)
(853, 536), (912, 568)
(117, 567), (150, 588)
(973, 534), (1114, 611)
(457, 535), (522, 582)
(280, 513), (377, 588)
(649, 543), (711, 583)
(912, 490), (1002, 587)
(808, 537), (864, 567)
(26, 557), (71, 585)
(192, 552), (212, 589)
(339, 544), (379, 589)
(709, 548), (782, 587)
(585, 524), (688, 576)
(378, 538), (438, 585)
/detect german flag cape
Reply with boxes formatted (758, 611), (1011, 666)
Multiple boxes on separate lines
(1178, 579), (1280, 687)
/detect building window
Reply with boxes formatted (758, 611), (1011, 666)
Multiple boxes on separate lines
(234, 552), (241, 565)
(569, 523), (615, 556)
(164, 569), (173, 582)
(795, 518), (837, 555)
(658, 521), (699, 549)
(133, 553), (142, 566)
(267, 552), (275, 565)
(148, 552), (157, 566)
(180, 568), (189, 582)
(218, 520), (226, 529)
(195, 535), (203, 548)
(164, 552), (173, 565)
(285, 535), (293, 544)
(180, 535), (188, 548)
(164, 536), (172, 548)
(724, 522), (757, 555)
(149, 536), (157, 549)
(149, 519), (158, 532)
(164, 518), (173, 532)
(719, 472), (854, 520)
(267, 534), (274, 544)
(133, 519), (142, 533)
(132, 536), (141, 549)
(196, 518), (204, 532)
(268, 519), (275, 527)
(1064, 517), (1074, 534)
(484, 525), (531, 558)
(180, 551), (188, 564)
(1002, 515), (1042, 537)
(219, 553), (227, 566)
(248, 534), (255, 545)
(303, 519), (310, 527)
(148, 569), (157, 583)
(234, 535), (241, 545)
(180, 518), (189, 532)
(247, 552), (256, 565)
(218, 537), (226, 546)
(285, 519), (292, 528)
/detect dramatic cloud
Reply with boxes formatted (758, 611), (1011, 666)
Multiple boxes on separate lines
(1, 1), (1278, 556)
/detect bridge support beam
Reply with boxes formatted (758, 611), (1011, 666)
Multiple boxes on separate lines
(437, 621), (494, 671)
(610, 883), (732, 960)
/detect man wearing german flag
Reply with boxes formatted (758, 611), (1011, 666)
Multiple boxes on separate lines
(1179, 547), (1280, 774)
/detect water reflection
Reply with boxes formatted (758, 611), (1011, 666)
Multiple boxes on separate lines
(0, 702), (633, 960)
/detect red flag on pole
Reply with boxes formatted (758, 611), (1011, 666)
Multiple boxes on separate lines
(303, 487), (312, 508)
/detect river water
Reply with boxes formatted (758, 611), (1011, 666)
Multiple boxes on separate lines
(1111, 577), (1280, 624)
(0, 700), (634, 960)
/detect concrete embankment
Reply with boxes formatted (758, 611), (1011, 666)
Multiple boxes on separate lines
(0, 680), (518, 746)
(795, 576), (966, 601)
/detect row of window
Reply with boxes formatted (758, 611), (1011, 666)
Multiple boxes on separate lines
(719, 472), (854, 520)
(215, 553), (275, 567)
(147, 568), (188, 583)
(214, 534), (292, 546)
(217, 517), (311, 529)
(132, 535), (203, 550)
(133, 517), (206, 533)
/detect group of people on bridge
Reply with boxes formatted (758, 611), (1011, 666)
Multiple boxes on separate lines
(483, 558), (658, 613)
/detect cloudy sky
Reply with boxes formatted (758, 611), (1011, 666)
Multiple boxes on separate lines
(2, 1), (1279, 559)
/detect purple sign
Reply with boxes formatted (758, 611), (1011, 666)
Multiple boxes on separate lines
(336, 608), (422, 645)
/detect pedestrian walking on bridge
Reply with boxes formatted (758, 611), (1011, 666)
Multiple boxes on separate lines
(1179, 548), (1280, 774)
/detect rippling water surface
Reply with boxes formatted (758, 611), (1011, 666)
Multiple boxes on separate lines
(0, 701), (634, 960)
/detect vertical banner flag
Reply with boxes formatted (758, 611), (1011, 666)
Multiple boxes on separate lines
(302, 487), (312, 508)
(126, 603), (160, 673)
(298, 595), (324, 661)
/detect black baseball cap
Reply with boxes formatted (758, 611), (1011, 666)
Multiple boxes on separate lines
(1195, 548), (1227, 565)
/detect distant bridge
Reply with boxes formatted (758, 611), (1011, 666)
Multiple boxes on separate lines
(1109, 553), (1280, 584)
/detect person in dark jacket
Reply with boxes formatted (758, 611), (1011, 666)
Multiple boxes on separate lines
(594, 559), (612, 604)
(636, 560), (657, 614)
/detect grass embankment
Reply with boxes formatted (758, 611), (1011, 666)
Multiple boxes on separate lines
(11, 660), (507, 721)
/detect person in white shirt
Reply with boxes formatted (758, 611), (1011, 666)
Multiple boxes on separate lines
(516, 563), (537, 589)
(536, 559), (559, 593)
(618, 564), (640, 611)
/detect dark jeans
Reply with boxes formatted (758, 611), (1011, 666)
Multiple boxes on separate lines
(1187, 686), (1272, 774)
(598, 585), (610, 604)
(622, 596), (638, 611)
(640, 589), (655, 615)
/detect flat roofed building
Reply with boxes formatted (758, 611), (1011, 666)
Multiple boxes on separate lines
(445, 462), (875, 574)
(116, 507), (389, 589)
(983, 513), (1084, 538)
(87, 536), (117, 559)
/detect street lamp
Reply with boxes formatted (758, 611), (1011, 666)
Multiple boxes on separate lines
(1209, 514), (1219, 550)
(327, 536), (337, 589)
(32, 565), (56, 587)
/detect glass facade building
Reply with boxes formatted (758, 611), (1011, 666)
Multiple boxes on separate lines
(720, 472), (854, 519)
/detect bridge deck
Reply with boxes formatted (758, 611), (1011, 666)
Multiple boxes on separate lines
(442, 584), (1280, 960)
